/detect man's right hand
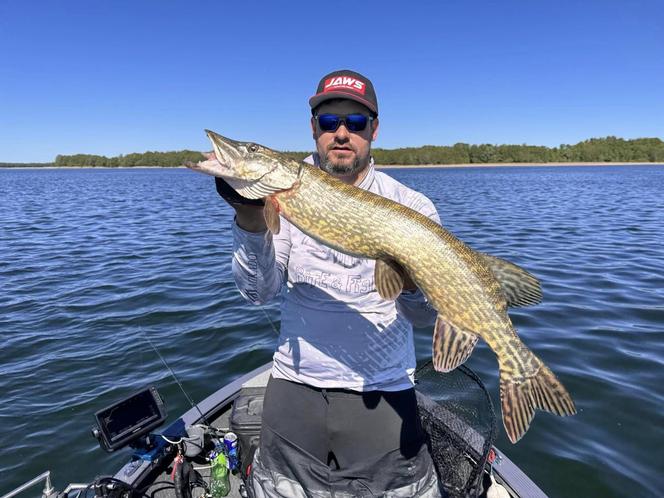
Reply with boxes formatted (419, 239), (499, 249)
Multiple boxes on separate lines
(232, 202), (268, 233)
(192, 152), (268, 233)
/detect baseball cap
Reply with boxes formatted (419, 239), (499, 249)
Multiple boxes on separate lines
(309, 70), (378, 116)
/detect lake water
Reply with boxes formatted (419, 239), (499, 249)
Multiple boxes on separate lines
(1, 165), (663, 498)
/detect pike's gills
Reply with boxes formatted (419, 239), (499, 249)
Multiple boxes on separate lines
(188, 130), (576, 443)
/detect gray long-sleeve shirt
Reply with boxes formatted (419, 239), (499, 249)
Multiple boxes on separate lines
(232, 157), (440, 391)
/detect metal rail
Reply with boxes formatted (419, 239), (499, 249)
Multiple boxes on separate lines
(1, 471), (57, 498)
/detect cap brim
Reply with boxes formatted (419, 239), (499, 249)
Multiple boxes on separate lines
(309, 91), (377, 115)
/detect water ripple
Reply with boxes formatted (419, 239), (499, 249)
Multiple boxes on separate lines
(1, 165), (663, 497)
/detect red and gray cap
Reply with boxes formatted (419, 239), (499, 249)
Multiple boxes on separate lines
(309, 69), (378, 115)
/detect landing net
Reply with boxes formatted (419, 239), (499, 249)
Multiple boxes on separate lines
(415, 362), (497, 497)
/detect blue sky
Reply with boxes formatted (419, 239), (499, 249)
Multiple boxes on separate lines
(1, 0), (662, 162)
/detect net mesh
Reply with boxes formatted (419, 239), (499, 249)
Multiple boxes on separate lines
(415, 362), (497, 498)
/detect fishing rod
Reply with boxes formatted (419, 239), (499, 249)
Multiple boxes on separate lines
(140, 327), (212, 427)
(138, 296), (281, 424)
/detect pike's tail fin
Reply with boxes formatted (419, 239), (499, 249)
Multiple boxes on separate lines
(499, 358), (576, 443)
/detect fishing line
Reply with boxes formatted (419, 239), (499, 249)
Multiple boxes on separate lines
(258, 305), (281, 336)
(140, 327), (211, 426)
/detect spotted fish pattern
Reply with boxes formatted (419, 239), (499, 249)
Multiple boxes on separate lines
(196, 131), (576, 443)
(272, 166), (576, 443)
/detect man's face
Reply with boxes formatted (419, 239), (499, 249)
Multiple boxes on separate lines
(311, 99), (379, 179)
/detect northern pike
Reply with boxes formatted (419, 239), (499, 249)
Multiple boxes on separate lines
(188, 130), (576, 443)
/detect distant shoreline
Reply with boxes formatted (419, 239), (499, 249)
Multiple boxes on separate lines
(376, 161), (664, 169)
(0, 165), (181, 169)
(3, 162), (664, 170)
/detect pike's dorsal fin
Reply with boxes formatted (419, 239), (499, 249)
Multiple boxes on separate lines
(478, 252), (543, 307)
(263, 198), (281, 234)
(374, 259), (405, 300)
(432, 316), (479, 372)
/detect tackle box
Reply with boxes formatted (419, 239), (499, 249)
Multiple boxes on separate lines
(229, 386), (265, 474)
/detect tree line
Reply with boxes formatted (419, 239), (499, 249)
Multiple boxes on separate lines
(0, 162), (53, 168)
(371, 137), (664, 165)
(53, 150), (205, 167)
(2, 136), (662, 168)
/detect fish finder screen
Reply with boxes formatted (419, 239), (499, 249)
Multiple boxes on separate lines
(99, 389), (160, 442)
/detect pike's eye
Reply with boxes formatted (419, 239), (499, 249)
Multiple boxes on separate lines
(248, 144), (258, 153)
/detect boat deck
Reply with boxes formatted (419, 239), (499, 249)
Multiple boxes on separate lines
(142, 370), (272, 498)
(114, 364), (545, 498)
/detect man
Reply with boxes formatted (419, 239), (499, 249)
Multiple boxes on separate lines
(216, 70), (442, 497)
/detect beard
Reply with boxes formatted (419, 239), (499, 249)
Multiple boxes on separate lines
(320, 149), (369, 177)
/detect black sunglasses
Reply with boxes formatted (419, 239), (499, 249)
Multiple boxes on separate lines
(315, 113), (374, 133)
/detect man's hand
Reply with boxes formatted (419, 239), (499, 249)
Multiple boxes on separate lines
(187, 152), (267, 233)
(233, 203), (268, 233)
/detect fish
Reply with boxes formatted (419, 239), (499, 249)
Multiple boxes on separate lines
(188, 130), (576, 443)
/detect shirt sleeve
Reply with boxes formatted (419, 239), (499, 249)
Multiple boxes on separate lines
(395, 192), (441, 327)
(231, 217), (291, 305)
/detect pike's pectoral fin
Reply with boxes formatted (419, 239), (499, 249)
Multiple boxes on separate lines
(375, 259), (413, 300)
(478, 252), (543, 307)
(432, 316), (479, 372)
(499, 360), (576, 443)
(263, 199), (280, 234)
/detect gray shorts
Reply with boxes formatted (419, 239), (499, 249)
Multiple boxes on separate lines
(247, 377), (442, 497)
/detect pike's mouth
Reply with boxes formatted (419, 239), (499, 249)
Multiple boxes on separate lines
(187, 158), (231, 176)
(205, 158), (236, 178)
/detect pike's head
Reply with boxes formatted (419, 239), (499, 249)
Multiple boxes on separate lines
(188, 130), (301, 200)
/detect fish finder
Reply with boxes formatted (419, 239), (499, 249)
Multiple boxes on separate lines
(92, 386), (167, 452)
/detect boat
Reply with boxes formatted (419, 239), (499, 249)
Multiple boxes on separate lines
(2, 362), (549, 498)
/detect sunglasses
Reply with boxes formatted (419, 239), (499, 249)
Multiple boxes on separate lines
(315, 113), (373, 133)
